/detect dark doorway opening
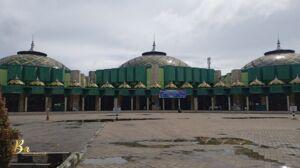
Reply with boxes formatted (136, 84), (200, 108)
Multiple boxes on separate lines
(181, 96), (191, 110)
(28, 95), (45, 112)
(215, 95), (228, 110)
(134, 96), (147, 110)
(249, 95), (266, 111)
(165, 99), (178, 110)
(101, 96), (114, 111)
(52, 95), (64, 111)
(85, 96), (96, 111)
(197, 96), (211, 110)
(269, 93), (287, 111)
(120, 96), (131, 110)
(5, 94), (19, 112)
(231, 95), (246, 111)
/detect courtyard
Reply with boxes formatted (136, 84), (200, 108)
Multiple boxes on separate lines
(9, 112), (300, 168)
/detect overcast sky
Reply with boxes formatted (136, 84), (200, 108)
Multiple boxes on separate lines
(0, 0), (299, 75)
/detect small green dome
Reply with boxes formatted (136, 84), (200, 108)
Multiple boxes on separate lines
(165, 82), (177, 89)
(198, 81), (211, 88)
(29, 77), (45, 86)
(69, 80), (81, 87)
(250, 77), (264, 86)
(214, 80), (227, 88)
(269, 76), (285, 85)
(8, 76), (25, 86)
(119, 82), (131, 89)
(181, 82), (193, 89)
(231, 80), (245, 87)
(290, 75), (300, 84)
(49, 79), (64, 87)
(134, 81), (146, 89)
(87, 82), (98, 88)
(101, 81), (114, 89)
(150, 82), (162, 89)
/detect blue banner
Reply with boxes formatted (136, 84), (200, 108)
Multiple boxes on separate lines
(159, 90), (187, 98)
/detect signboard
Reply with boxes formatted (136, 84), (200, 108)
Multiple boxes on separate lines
(289, 106), (297, 112)
(159, 90), (187, 98)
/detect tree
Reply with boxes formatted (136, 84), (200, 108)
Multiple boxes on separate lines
(0, 89), (19, 168)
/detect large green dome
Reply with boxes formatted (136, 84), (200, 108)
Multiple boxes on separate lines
(0, 43), (69, 70)
(120, 42), (189, 68)
(242, 41), (300, 70)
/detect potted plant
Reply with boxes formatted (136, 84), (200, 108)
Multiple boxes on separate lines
(0, 90), (20, 168)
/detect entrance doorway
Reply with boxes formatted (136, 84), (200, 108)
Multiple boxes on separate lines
(101, 96), (114, 111)
(197, 96), (211, 110)
(85, 96), (96, 111)
(5, 94), (19, 112)
(28, 95), (45, 112)
(269, 93), (287, 111)
(51, 95), (64, 111)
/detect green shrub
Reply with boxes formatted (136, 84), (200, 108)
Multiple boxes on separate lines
(0, 89), (20, 168)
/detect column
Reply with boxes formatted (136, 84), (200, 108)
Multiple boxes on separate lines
(18, 94), (25, 112)
(265, 96), (269, 111)
(178, 98), (181, 110)
(135, 96), (140, 110)
(24, 96), (28, 112)
(162, 98), (165, 111)
(146, 97), (149, 111)
(45, 96), (49, 120)
(64, 96), (68, 111)
(211, 96), (215, 111)
(99, 97), (102, 111)
(95, 96), (100, 111)
(114, 97), (118, 108)
(171, 99), (175, 110)
(287, 95), (290, 111)
(228, 96), (231, 111)
(81, 96), (85, 111)
(131, 96), (134, 111)
(246, 96), (249, 111)
(45, 96), (49, 111)
(193, 97), (198, 111)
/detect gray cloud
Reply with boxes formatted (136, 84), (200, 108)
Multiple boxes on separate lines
(0, 0), (299, 74)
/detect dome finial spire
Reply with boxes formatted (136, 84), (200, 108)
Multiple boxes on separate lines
(277, 35), (281, 50)
(152, 35), (156, 51)
(30, 34), (35, 51)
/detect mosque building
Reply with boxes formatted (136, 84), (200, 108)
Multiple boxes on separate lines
(0, 40), (299, 112)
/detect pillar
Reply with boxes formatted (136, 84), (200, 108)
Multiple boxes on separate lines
(95, 96), (100, 111)
(178, 98), (181, 110)
(211, 96), (215, 111)
(24, 96), (28, 112)
(18, 94), (25, 112)
(45, 96), (49, 120)
(135, 96), (140, 110)
(171, 99), (176, 110)
(266, 96), (269, 111)
(146, 97), (149, 111)
(81, 96), (85, 111)
(287, 95), (290, 111)
(131, 96), (134, 111)
(246, 96), (249, 111)
(99, 97), (102, 111)
(64, 96), (68, 111)
(45, 96), (49, 111)
(228, 96), (231, 111)
(162, 98), (165, 111)
(114, 97), (118, 108)
(194, 97), (198, 111)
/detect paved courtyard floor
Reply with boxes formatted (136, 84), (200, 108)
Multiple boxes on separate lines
(9, 112), (300, 168)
